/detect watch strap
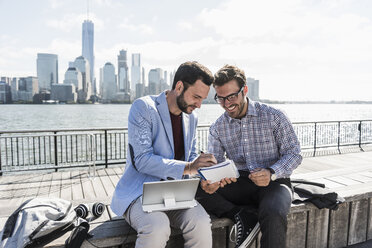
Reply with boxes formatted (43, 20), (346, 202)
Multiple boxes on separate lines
(268, 168), (276, 181)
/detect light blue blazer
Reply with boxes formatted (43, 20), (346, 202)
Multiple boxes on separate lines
(111, 92), (199, 216)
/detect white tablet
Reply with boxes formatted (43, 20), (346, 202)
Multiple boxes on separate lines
(141, 178), (200, 213)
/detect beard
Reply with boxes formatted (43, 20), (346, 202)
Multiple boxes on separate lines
(225, 97), (247, 119)
(176, 90), (196, 114)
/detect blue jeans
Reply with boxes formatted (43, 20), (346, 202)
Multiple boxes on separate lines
(196, 172), (293, 248)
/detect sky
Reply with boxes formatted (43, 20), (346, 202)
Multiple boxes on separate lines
(1, 0), (372, 101)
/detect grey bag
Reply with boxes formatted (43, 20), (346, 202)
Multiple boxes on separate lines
(0, 198), (77, 248)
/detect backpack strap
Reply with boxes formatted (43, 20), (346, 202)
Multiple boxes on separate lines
(65, 220), (91, 248)
(28, 220), (49, 240)
(24, 219), (76, 248)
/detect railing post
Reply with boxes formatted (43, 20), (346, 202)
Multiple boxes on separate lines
(105, 130), (108, 168)
(10, 137), (14, 167)
(337, 121), (341, 154)
(0, 134), (2, 176)
(54, 131), (58, 172)
(313, 123), (317, 157)
(358, 121), (364, 151)
(16, 138), (19, 168)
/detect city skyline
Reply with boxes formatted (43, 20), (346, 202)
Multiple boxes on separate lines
(1, 0), (372, 101)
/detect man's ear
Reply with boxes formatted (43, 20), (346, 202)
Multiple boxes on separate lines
(243, 85), (248, 96)
(175, 81), (184, 94)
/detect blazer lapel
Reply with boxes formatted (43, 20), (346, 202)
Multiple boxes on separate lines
(155, 92), (174, 154)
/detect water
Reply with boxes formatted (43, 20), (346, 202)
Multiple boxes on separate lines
(0, 103), (372, 131)
(196, 103), (372, 124)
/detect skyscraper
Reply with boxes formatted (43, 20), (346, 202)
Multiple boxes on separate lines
(0, 81), (11, 103)
(160, 70), (169, 92)
(73, 57), (91, 89)
(148, 68), (163, 95)
(101, 62), (117, 102)
(99, 68), (103, 96)
(247, 77), (260, 100)
(142, 67), (146, 85)
(82, 20), (94, 94)
(64, 67), (82, 90)
(142, 67), (148, 96)
(18, 77), (38, 102)
(117, 50), (129, 93)
(169, 71), (175, 87)
(10, 77), (18, 101)
(131, 53), (141, 95)
(73, 56), (91, 102)
(36, 53), (58, 92)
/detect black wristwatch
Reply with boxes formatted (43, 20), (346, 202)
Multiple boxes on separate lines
(268, 168), (276, 181)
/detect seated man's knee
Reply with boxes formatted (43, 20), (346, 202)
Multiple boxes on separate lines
(137, 214), (171, 247)
(183, 211), (211, 232)
(194, 213), (212, 230)
(183, 212), (212, 247)
(259, 198), (290, 221)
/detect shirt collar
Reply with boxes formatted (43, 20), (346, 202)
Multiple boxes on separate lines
(223, 98), (258, 123)
(247, 98), (258, 117)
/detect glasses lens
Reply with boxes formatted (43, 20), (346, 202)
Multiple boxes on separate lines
(227, 94), (237, 102)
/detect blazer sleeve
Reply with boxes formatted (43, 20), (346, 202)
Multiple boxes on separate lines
(128, 99), (186, 180)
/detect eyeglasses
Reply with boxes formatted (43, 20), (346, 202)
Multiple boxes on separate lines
(214, 86), (244, 104)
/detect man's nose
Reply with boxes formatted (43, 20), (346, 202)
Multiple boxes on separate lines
(196, 99), (202, 108)
(223, 99), (232, 108)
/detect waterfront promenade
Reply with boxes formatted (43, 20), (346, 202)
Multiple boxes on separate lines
(1, 119), (372, 174)
(0, 149), (372, 247)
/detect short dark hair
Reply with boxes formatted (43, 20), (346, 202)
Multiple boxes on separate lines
(172, 61), (214, 90)
(214, 65), (246, 88)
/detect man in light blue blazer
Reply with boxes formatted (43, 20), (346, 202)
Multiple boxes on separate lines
(111, 61), (217, 248)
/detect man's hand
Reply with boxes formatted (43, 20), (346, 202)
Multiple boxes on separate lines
(200, 177), (237, 194)
(220, 177), (237, 187)
(249, 168), (271, 187)
(200, 180), (220, 194)
(187, 153), (217, 175)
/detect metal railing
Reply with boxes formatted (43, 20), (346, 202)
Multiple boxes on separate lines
(291, 120), (372, 156)
(0, 128), (121, 174)
(1, 120), (371, 174)
(0, 132), (97, 176)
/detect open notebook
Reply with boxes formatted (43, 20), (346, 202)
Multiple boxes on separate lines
(198, 160), (240, 183)
(141, 178), (200, 213)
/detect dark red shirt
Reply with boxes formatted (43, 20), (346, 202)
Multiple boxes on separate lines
(170, 112), (185, 160)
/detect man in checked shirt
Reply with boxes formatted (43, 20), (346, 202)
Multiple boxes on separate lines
(196, 65), (302, 248)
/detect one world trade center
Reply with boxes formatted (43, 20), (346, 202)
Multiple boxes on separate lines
(82, 20), (95, 94)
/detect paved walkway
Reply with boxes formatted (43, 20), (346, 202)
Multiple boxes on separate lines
(293, 151), (372, 194)
(0, 150), (372, 244)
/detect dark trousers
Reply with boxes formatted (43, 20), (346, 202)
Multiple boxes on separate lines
(196, 172), (293, 248)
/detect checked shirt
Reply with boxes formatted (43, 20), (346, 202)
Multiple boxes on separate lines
(208, 99), (302, 179)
